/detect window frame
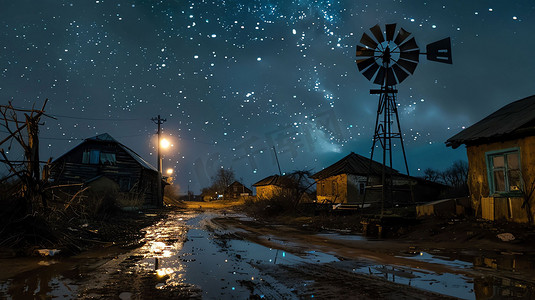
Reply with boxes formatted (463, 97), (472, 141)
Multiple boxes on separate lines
(485, 147), (522, 196)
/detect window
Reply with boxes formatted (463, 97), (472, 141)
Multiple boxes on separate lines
(100, 152), (116, 165)
(82, 150), (116, 165)
(83, 149), (101, 164)
(487, 149), (522, 194)
(359, 182), (366, 195)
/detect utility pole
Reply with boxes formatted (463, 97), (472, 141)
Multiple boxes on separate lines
(151, 115), (166, 206)
(273, 146), (282, 176)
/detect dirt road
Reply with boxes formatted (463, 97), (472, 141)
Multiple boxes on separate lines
(2, 206), (535, 299)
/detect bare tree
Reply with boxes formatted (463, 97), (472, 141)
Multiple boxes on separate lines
(285, 170), (315, 208)
(422, 160), (469, 197)
(424, 160), (468, 188)
(423, 168), (441, 182)
(201, 168), (236, 199)
(0, 100), (52, 213)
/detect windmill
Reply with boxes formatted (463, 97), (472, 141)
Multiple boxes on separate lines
(355, 23), (452, 212)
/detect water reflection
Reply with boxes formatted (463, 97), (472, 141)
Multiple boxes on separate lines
(472, 253), (535, 299)
(0, 259), (79, 299)
(2, 211), (535, 300)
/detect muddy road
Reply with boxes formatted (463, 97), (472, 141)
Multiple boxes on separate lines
(1, 209), (535, 299)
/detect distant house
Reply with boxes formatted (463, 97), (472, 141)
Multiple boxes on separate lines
(50, 133), (164, 207)
(253, 175), (295, 199)
(446, 95), (535, 223)
(224, 181), (252, 199)
(311, 152), (444, 205)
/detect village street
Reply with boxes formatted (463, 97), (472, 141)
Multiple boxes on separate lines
(2, 207), (535, 299)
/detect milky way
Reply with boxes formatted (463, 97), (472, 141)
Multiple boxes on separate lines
(1, 1), (534, 192)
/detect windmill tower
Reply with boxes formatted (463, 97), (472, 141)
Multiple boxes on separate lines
(355, 23), (452, 212)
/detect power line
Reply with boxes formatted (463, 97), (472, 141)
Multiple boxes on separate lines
(49, 114), (146, 121)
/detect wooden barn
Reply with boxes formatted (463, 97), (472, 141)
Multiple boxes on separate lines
(50, 133), (163, 207)
(446, 95), (535, 223)
(312, 152), (444, 205)
(223, 181), (252, 199)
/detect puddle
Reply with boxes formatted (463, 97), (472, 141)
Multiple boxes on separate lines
(315, 232), (367, 242)
(136, 212), (339, 299)
(2, 210), (535, 299)
(0, 259), (80, 299)
(402, 251), (473, 269)
(352, 263), (474, 299)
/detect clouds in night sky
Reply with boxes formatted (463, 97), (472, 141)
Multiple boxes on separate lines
(1, 0), (535, 192)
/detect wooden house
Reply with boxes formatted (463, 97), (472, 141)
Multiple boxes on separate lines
(312, 152), (444, 205)
(446, 95), (535, 223)
(253, 175), (295, 199)
(50, 133), (163, 207)
(223, 181), (252, 199)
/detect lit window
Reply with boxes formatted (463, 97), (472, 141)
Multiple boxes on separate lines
(487, 150), (522, 194)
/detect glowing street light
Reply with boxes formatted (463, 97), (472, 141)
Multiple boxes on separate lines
(166, 168), (173, 175)
(160, 138), (170, 149)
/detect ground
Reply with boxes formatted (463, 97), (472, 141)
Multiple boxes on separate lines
(2, 199), (535, 299)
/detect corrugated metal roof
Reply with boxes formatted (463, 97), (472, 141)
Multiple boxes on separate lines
(446, 95), (535, 149)
(311, 152), (398, 180)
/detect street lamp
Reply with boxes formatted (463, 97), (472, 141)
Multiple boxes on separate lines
(157, 135), (171, 207)
(160, 138), (170, 149)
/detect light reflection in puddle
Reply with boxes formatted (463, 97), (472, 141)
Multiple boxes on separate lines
(136, 213), (338, 299)
(352, 263), (475, 300)
(401, 251), (473, 269)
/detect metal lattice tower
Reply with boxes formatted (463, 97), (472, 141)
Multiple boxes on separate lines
(355, 23), (452, 213)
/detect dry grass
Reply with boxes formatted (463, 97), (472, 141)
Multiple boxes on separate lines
(175, 199), (245, 210)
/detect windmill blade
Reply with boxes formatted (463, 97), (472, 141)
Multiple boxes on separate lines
(394, 28), (411, 45)
(357, 57), (376, 71)
(373, 66), (386, 85)
(370, 24), (385, 44)
(392, 64), (410, 83)
(385, 24), (396, 41)
(399, 37), (419, 51)
(386, 67), (397, 86)
(356, 45), (375, 57)
(360, 32), (378, 49)
(426, 37), (452, 64)
(397, 58), (418, 74)
(362, 62), (380, 81)
(399, 49), (420, 62)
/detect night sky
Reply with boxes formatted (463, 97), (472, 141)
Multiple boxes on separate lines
(1, 1), (535, 193)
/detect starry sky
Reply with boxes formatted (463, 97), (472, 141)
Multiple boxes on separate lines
(1, 1), (535, 193)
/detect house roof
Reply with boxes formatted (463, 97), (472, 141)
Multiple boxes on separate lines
(54, 133), (158, 172)
(311, 152), (399, 180)
(252, 175), (295, 187)
(225, 181), (252, 193)
(446, 95), (535, 149)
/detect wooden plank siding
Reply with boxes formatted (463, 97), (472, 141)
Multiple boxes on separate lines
(50, 134), (160, 206)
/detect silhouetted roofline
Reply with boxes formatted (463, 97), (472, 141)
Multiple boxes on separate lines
(446, 95), (535, 148)
(311, 152), (398, 180)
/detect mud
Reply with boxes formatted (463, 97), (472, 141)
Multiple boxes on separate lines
(2, 208), (535, 299)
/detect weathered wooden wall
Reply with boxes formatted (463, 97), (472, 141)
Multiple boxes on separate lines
(50, 141), (160, 206)
(316, 174), (347, 203)
(255, 185), (283, 199)
(466, 136), (535, 222)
